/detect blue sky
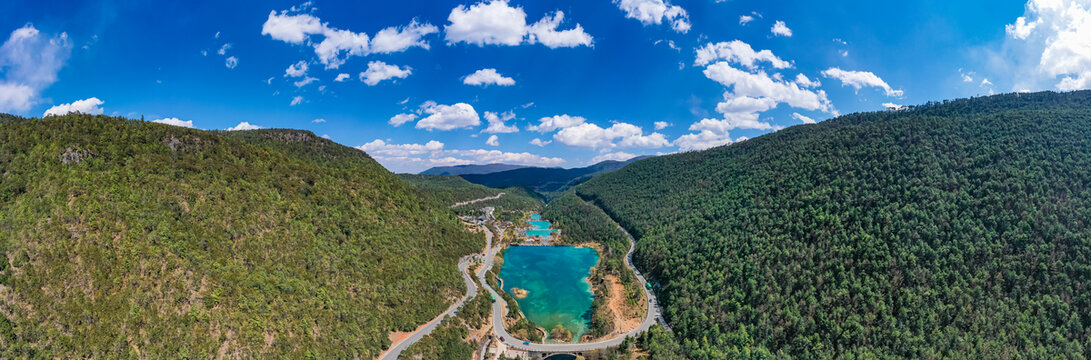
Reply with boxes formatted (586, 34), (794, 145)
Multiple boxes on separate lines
(1, 0), (1086, 173)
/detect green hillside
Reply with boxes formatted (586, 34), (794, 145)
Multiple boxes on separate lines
(577, 91), (1091, 358)
(0, 114), (482, 358)
(399, 174), (544, 219)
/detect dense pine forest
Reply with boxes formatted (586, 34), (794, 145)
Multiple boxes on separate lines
(0, 115), (482, 358)
(578, 91), (1091, 358)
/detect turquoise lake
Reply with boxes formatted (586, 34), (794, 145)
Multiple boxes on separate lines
(500, 245), (598, 342)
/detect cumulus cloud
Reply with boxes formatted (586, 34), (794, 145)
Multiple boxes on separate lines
(225, 56), (238, 69)
(530, 138), (551, 146)
(792, 112), (816, 124)
(416, 102), (480, 130)
(312, 118), (326, 123)
(654, 121), (670, 130)
(43, 97), (103, 117)
(882, 102), (907, 111)
(486, 134), (499, 146)
(1004, 0), (1091, 90)
(681, 39), (836, 152)
(389, 113), (418, 127)
(795, 73), (821, 88)
(614, 0), (691, 33)
(591, 151), (638, 163)
(445, 0), (593, 48)
(695, 40), (792, 68)
(821, 67), (903, 97)
(334, 73), (349, 82)
(285, 61), (308, 77)
(553, 122), (669, 149)
(771, 20), (792, 37)
(674, 130), (732, 152)
(357, 138), (563, 173)
(704, 63), (834, 112)
(0, 25), (72, 113)
(227, 121), (262, 131)
(360, 61), (411, 85)
(483, 111), (519, 133)
(528, 114), (586, 132)
(151, 117), (194, 128)
(262, 6), (437, 69)
(464, 68), (515, 86)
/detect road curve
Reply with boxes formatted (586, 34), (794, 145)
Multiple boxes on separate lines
(379, 229), (493, 360)
(481, 217), (668, 352)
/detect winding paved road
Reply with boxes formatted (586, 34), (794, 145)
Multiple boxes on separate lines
(379, 229), (493, 360)
(451, 192), (505, 208)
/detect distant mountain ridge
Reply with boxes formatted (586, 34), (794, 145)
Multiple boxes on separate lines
(419, 163), (533, 175)
(458, 156), (652, 195)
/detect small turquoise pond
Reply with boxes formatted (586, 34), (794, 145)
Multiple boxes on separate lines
(525, 214), (559, 238)
(500, 245), (598, 342)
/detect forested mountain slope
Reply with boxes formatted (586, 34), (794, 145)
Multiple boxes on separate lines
(0, 114), (482, 358)
(577, 91), (1091, 358)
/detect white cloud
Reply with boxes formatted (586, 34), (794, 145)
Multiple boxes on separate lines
(614, 0), (691, 33)
(262, 7), (437, 69)
(530, 138), (551, 146)
(771, 20), (793, 37)
(369, 20), (439, 54)
(389, 113), (418, 127)
(312, 118), (326, 123)
(821, 68), (903, 97)
(795, 73), (821, 88)
(739, 15), (754, 26)
(654, 121), (670, 130)
(483, 111), (519, 133)
(962, 74), (974, 83)
(464, 68), (515, 86)
(673, 130), (732, 152)
(225, 56), (238, 69)
(151, 117), (194, 128)
(695, 40), (792, 68)
(486, 134), (499, 146)
(285, 61), (308, 77)
(43, 97), (104, 117)
(791, 112), (816, 124)
(704, 62), (834, 112)
(591, 151), (637, 163)
(528, 114), (587, 132)
(227, 121), (262, 131)
(882, 102), (907, 111)
(416, 102), (480, 130)
(360, 61), (411, 85)
(334, 73), (349, 82)
(553, 122), (669, 149)
(294, 76), (318, 87)
(357, 138), (563, 173)
(322, 134), (331, 139)
(290, 96), (304, 106)
(1006, 13), (1041, 40)
(218, 43), (231, 55)
(445, 0), (593, 48)
(0, 25), (72, 113)
(981, 78), (993, 86)
(1004, 0), (1091, 90)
